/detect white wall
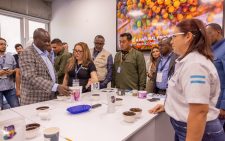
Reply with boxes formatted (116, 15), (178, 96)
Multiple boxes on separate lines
(50, 0), (117, 57)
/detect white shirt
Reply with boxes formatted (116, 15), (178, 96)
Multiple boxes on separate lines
(165, 51), (220, 122)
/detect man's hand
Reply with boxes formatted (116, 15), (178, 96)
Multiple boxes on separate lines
(5, 69), (15, 75)
(57, 85), (71, 96)
(0, 70), (7, 76)
(219, 109), (225, 119)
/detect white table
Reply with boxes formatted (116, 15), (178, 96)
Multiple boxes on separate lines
(0, 90), (174, 141)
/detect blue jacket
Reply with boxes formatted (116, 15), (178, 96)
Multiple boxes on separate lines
(213, 39), (225, 110)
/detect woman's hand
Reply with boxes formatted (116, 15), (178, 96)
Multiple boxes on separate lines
(85, 79), (92, 89)
(149, 104), (165, 114)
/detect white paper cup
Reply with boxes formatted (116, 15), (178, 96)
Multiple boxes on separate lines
(36, 106), (50, 120)
(91, 94), (100, 101)
(70, 86), (82, 101)
(44, 127), (59, 141)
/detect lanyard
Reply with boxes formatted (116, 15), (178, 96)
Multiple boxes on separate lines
(159, 54), (172, 72)
(0, 55), (6, 69)
(75, 64), (82, 78)
(120, 52), (128, 64)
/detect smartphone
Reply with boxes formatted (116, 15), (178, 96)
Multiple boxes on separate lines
(91, 104), (102, 109)
(3, 67), (9, 70)
(147, 98), (160, 102)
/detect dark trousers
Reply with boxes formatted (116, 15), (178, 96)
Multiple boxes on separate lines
(156, 87), (166, 95)
(0, 88), (20, 110)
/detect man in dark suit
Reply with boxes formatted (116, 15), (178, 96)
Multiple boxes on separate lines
(152, 37), (178, 95)
(19, 28), (70, 105)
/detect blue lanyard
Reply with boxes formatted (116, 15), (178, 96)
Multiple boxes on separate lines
(159, 54), (172, 72)
(75, 64), (82, 78)
(0, 55), (6, 69)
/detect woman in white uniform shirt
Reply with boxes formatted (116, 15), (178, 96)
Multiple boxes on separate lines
(149, 19), (225, 141)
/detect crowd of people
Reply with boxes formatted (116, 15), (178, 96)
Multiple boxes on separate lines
(0, 18), (225, 141)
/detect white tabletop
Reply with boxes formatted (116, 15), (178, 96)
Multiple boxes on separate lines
(1, 90), (165, 141)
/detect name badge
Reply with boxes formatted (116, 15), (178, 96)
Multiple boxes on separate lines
(156, 72), (163, 83)
(117, 67), (121, 73)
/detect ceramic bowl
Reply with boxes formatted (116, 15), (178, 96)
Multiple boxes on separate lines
(25, 123), (40, 139)
(115, 98), (123, 106)
(123, 111), (136, 123)
(91, 94), (100, 101)
(130, 108), (142, 118)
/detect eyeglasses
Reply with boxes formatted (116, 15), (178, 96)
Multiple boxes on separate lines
(0, 43), (8, 47)
(74, 50), (83, 54)
(171, 32), (185, 38)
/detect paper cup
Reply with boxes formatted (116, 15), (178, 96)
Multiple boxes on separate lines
(70, 86), (82, 101)
(132, 90), (138, 96)
(43, 127), (59, 141)
(138, 91), (147, 99)
(36, 106), (50, 120)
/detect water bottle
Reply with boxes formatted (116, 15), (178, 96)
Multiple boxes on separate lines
(107, 93), (116, 113)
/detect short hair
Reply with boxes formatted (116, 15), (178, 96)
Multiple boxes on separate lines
(15, 43), (23, 49)
(51, 38), (62, 45)
(62, 42), (67, 45)
(0, 37), (6, 42)
(159, 37), (172, 46)
(120, 33), (132, 41)
(207, 23), (223, 34)
(95, 35), (105, 40)
(33, 28), (48, 40)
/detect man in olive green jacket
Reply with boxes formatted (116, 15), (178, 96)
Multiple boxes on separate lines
(112, 33), (146, 90)
(51, 38), (71, 84)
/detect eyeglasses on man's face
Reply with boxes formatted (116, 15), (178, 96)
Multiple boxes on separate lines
(0, 43), (8, 47)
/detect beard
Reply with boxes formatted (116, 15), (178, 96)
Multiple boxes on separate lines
(0, 48), (6, 52)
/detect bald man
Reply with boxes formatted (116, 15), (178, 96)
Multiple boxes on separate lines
(19, 28), (70, 105)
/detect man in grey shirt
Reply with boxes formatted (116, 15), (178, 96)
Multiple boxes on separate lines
(0, 37), (19, 110)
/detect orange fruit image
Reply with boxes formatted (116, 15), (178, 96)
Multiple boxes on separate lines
(177, 14), (184, 21)
(163, 12), (169, 19)
(173, 1), (180, 8)
(165, 0), (171, 6)
(157, 0), (164, 5)
(168, 6), (175, 13)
